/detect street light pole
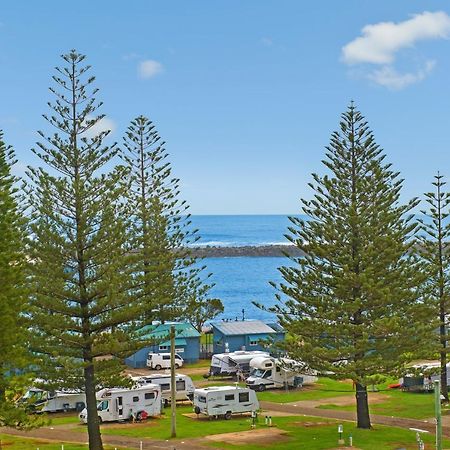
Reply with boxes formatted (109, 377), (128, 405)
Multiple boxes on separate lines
(170, 325), (177, 438)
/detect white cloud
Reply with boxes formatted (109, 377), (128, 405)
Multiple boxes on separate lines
(138, 60), (163, 79)
(82, 116), (116, 138)
(343, 11), (450, 64)
(368, 60), (436, 90)
(341, 11), (450, 89)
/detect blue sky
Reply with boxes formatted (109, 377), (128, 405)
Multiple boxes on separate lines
(1, 1), (450, 214)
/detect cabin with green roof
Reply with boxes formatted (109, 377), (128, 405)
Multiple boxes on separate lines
(124, 322), (201, 368)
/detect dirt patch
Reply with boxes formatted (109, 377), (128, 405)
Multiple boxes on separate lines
(286, 392), (389, 409)
(288, 421), (334, 428)
(204, 427), (289, 445)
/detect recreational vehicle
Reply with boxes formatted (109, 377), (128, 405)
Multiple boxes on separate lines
(20, 387), (86, 413)
(132, 373), (195, 404)
(208, 350), (270, 377)
(193, 386), (259, 419)
(246, 356), (317, 391)
(400, 362), (450, 392)
(79, 384), (161, 423)
(147, 352), (184, 370)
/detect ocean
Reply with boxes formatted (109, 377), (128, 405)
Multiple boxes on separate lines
(190, 215), (297, 322)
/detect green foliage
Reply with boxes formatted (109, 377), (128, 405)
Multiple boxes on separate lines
(271, 103), (431, 426)
(26, 50), (138, 449)
(122, 116), (216, 326)
(0, 132), (36, 428)
(417, 173), (450, 398)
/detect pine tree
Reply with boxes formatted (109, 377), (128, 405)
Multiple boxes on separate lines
(272, 103), (429, 428)
(27, 51), (137, 450)
(122, 115), (216, 326)
(417, 173), (450, 401)
(0, 132), (35, 428)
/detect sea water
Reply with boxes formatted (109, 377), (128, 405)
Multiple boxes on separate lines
(190, 215), (297, 321)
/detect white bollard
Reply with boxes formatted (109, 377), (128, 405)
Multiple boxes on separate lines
(140, 441), (143, 450)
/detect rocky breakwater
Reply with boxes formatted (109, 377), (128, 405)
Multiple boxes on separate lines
(190, 244), (305, 258)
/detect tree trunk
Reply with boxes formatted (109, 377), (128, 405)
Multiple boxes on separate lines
(84, 360), (104, 450)
(440, 340), (449, 401)
(355, 383), (371, 428)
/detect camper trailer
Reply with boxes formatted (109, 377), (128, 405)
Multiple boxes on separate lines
(400, 362), (450, 392)
(147, 352), (184, 370)
(20, 387), (85, 413)
(131, 373), (195, 404)
(208, 350), (270, 377)
(193, 386), (259, 419)
(79, 384), (161, 424)
(246, 356), (317, 391)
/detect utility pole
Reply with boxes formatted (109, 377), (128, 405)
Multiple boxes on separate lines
(434, 379), (442, 450)
(170, 325), (177, 438)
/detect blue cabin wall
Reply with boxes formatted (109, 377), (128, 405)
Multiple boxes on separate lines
(212, 329), (286, 354)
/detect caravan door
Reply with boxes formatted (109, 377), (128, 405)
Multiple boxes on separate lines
(116, 396), (124, 420)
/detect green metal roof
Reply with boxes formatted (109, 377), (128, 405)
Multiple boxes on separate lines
(140, 322), (200, 340)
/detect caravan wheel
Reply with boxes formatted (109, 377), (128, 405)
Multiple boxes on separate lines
(224, 411), (232, 420)
(155, 364), (162, 370)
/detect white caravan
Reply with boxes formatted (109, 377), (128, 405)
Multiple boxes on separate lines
(147, 352), (184, 370)
(20, 387), (86, 413)
(246, 356), (317, 391)
(79, 384), (161, 423)
(209, 351), (270, 377)
(132, 373), (195, 404)
(193, 386), (259, 419)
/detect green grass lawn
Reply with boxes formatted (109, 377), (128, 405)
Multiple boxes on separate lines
(256, 377), (354, 403)
(184, 359), (211, 369)
(47, 413), (81, 426)
(0, 433), (121, 450)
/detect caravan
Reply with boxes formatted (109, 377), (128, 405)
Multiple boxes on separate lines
(209, 351), (270, 377)
(79, 384), (161, 423)
(193, 386), (259, 419)
(246, 356), (317, 391)
(20, 387), (85, 413)
(132, 373), (195, 404)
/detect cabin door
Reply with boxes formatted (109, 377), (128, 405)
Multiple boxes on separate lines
(117, 396), (123, 420)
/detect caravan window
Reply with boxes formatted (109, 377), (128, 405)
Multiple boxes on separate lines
(160, 383), (170, 391)
(162, 355), (171, 360)
(239, 392), (249, 403)
(225, 394), (235, 401)
(97, 400), (109, 411)
(176, 380), (186, 391)
(264, 362), (271, 368)
(263, 370), (272, 379)
(133, 396), (139, 402)
(145, 392), (155, 400)
(198, 396), (206, 403)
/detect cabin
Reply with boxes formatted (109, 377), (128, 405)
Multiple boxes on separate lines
(125, 322), (201, 368)
(211, 320), (285, 354)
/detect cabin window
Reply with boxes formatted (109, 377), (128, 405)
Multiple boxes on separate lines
(162, 355), (171, 360)
(225, 394), (235, 401)
(133, 396), (139, 402)
(176, 380), (186, 391)
(159, 345), (168, 351)
(160, 383), (170, 391)
(263, 370), (272, 379)
(147, 355), (152, 360)
(239, 392), (249, 402)
(264, 363), (271, 368)
(198, 396), (206, 403)
(145, 393), (155, 400)
(249, 339), (258, 346)
(97, 400), (108, 411)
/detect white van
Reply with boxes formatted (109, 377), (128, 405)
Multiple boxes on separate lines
(79, 384), (161, 423)
(246, 356), (317, 391)
(147, 352), (184, 370)
(20, 388), (86, 413)
(132, 373), (195, 404)
(193, 386), (259, 420)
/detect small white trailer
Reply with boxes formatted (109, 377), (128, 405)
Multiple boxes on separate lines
(79, 384), (161, 423)
(131, 373), (195, 404)
(246, 356), (317, 391)
(193, 385), (259, 420)
(147, 352), (184, 370)
(209, 351), (270, 377)
(20, 387), (86, 413)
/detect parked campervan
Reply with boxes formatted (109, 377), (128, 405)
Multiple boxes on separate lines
(246, 356), (317, 391)
(147, 352), (184, 370)
(193, 385), (259, 419)
(209, 351), (269, 377)
(79, 384), (161, 423)
(132, 373), (195, 404)
(20, 387), (86, 413)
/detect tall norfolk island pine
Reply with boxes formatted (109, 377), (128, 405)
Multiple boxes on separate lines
(27, 51), (137, 450)
(418, 174), (450, 401)
(274, 104), (430, 428)
(0, 133), (34, 427)
(122, 116), (219, 327)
